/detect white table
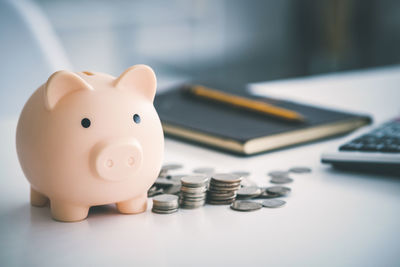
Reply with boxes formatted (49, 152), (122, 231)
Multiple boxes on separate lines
(1, 66), (400, 267)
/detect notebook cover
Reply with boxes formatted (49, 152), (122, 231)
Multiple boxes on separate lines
(154, 88), (371, 148)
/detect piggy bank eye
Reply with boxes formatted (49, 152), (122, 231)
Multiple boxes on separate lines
(81, 118), (91, 128)
(133, 114), (141, 124)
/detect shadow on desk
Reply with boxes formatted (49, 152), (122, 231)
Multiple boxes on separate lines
(324, 164), (400, 179)
(0, 203), (123, 227)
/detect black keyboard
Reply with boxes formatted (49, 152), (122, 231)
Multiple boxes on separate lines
(321, 117), (400, 175)
(339, 118), (400, 153)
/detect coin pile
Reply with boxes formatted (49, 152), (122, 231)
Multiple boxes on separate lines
(207, 173), (242, 205)
(149, 163), (312, 214)
(179, 175), (208, 209)
(152, 194), (179, 214)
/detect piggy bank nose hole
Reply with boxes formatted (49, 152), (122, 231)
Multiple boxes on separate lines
(106, 159), (114, 168)
(128, 156), (135, 166)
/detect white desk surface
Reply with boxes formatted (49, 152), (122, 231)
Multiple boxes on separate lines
(1, 66), (400, 267)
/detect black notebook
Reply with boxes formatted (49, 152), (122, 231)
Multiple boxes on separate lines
(154, 88), (371, 155)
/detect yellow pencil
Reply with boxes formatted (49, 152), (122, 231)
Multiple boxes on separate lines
(187, 85), (305, 122)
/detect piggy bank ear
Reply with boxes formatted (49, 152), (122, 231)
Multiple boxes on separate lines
(114, 65), (157, 102)
(44, 70), (93, 110)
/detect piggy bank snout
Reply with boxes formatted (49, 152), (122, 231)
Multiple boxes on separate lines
(91, 139), (143, 182)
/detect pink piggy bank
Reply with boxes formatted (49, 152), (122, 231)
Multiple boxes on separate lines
(16, 65), (164, 222)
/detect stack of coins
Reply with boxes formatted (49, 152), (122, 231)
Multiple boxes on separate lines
(179, 175), (208, 209)
(152, 194), (179, 214)
(207, 173), (242, 205)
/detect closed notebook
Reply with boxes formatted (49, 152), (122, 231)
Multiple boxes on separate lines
(154, 88), (371, 155)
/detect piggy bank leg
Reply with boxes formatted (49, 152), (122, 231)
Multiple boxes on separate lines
(117, 193), (147, 214)
(30, 187), (48, 207)
(50, 200), (89, 222)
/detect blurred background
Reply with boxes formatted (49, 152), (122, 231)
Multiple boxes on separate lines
(1, 0), (400, 117)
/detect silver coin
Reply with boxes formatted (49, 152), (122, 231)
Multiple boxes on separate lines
(181, 175), (208, 187)
(268, 170), (290, 177)
(180, 186), (207, 194)
(208, 188), (239, 195)
(270, 177), (293, 184)
(231, 171), (250, 178)
(236, 186), (262, 199)
(148, 187), (164, 197)
(256, 191), (280, 199)
(209, 181), (241, 188)
(207, 190), (237, 197)
(262, 199), (286, 208)
(153, 194), (179, 205)
(155, 178), (180, 187)
(152, 201), (179, 210)
(207, 194), (236, 201)
(180, 191), (207, 197)
(240, 177), (257, 187)
(162, 163), (183, 171)
(158, 170), (168, 178)
(152, 208), (178, 214)
(208, 184), (240, 190)
(211, 173), (242, 183)
(180, 198), (206, 204)
(168, 174), (188, 182)
(181, 197), (206, 203)
(162, 185), (181, 195)
(148, 186), (157, 192)
(207, 199), (236, 205)
(193, 167), (215, 174)
(266, 186), (291, 196)
(180, 201), (206, 209)
(230, 200), (262, 212)
(289, 166), (312, 174)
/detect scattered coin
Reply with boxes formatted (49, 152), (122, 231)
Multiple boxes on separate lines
(240, 177), (258, 187)
(154, 177), (180, 187)
(270, 177), (293, 184)
(158, 170), (168, 178)
(262, 199), (286, 208)
(289, 166), (312, 174)
(266, 186), (291, 197)
(193, 167), (215, 174)
(256, 191), (280, 199)
(162, 163), (183, 171)
(268, 170), (289, 177)
(230, 200), (262, 212)
(167, 174), (188, 182)
(236, 186), (262, 199)
(148, 186), (164, 197)
(163, 185), (181, 195)
(152, 194), (179, 214)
